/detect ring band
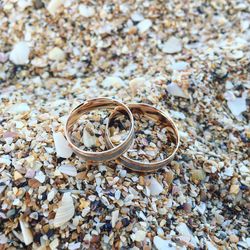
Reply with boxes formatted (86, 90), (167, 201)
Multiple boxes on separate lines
(106, 103), (180, 172)
(64, 98), (134, 162)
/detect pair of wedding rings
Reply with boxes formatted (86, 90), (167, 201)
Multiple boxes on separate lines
(65, 98), (179, 173)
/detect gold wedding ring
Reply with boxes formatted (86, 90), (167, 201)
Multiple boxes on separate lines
(106, 103), (180, 172)
(65, 98), (134, 162)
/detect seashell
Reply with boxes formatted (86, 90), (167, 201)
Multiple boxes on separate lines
(164, 171), (174, 185)
(190, 169), (206, 182)
(160, 36), (182, 54)
(0, 53), (8, 63)
(47, 188), (57, 202)
(110, 134), (122, 144)
(129, 77), (145, 96)
(111, 210), (119, 228)
(83, 127), (97, 148)
(147, 177), (163, 196)
(9, 42), (30, 65)
(154, 236), (176, 250)
(50, 238), (59, 249)
(102, 76), (124, 88)
(18, 0), (32, 11)
(19, 220), (33, 245)
(230, 184), (240, 195)
(25, 169), (36, 178)
(170, 61), (189, 71)
(34, 171), (46, 183)
(58, 165), (77, 177)
(131, 12), (144, 22)
(167, 82), (189, 98)
(169, 110), (186, 120)
(203, 160), (218, 173)
(176, 223), (198, 247)
(79, 4), (95, 17)
(53, 132), (73, 158)
(8, 103), (30, 114)
(224, 91), (247, 117)
(134, 230), (146, 242)
(54, 192), (74, 228)
(223, 167), (234, 177)
(47, 0), (64, 16)
(14, 171), (23, 181)
(137, 19), (152, 33)
(0, 156), (11, 166)
(48, 47), (65, 61)
(3, 131), (19, 139)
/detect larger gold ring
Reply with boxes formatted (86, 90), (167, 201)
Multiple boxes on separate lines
(65, 98), (134, 162)
(106, 103), (180, 172)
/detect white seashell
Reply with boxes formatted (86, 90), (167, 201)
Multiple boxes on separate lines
(9, 42), (30, 65)
(224, 91), (247, 117)
(147, 177), (163, 196)
(115, 190), (121, 200)
(68, 242), (81, 250)
(0, 234), (8, 244)
(137, 19), (152, 33)
(153, 236), (176, 250)
(131, 12), (144, 22)
(54, 192), (74, 228)
(19, 220), (33, 245)
(0, 52), (8, 63)
(169, 110), (186, 120)
(111, 210), (119, 227)
(50, 238), (59, 249)
(134, 230), (146, 242)
(18, 0), (32, 11)
(48, 47), (65, 61)
(47, 188), (57, 202)
(8, 103), (30, 114)
(58, 165), (77, 177)
(206, 240), (218, 250)
(83, 127), (97, 148)
(223, 167), (234, 177)
(82, 207), (90, 217)
(31, 57), (48, 67)
(176, 222), (199, 247)
(79, 4), (95, 17)
(160, 37), (182, 54)
(167, 82), (189, 98)
(53, 132), (73, 158)
(0, 156), (11, 166)
(170, 61), (189, 71)
(129, 77), (145, 96)
(35, 171), (46, 183)
(228, 50), (244, 60)
(102, 76), (124, 88)
(47, 0), (64, 16)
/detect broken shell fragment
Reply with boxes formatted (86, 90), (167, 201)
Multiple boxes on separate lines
(53, 192), (75, 228)
(19, 220), (33, 245)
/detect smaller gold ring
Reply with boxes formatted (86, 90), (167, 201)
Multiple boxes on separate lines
(64, 97), (134, 162)
(106, 103), (180, 172)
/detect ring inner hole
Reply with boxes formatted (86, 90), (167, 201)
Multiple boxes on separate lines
(70, 108), (130, 152)
(114, 112), (177, 163)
